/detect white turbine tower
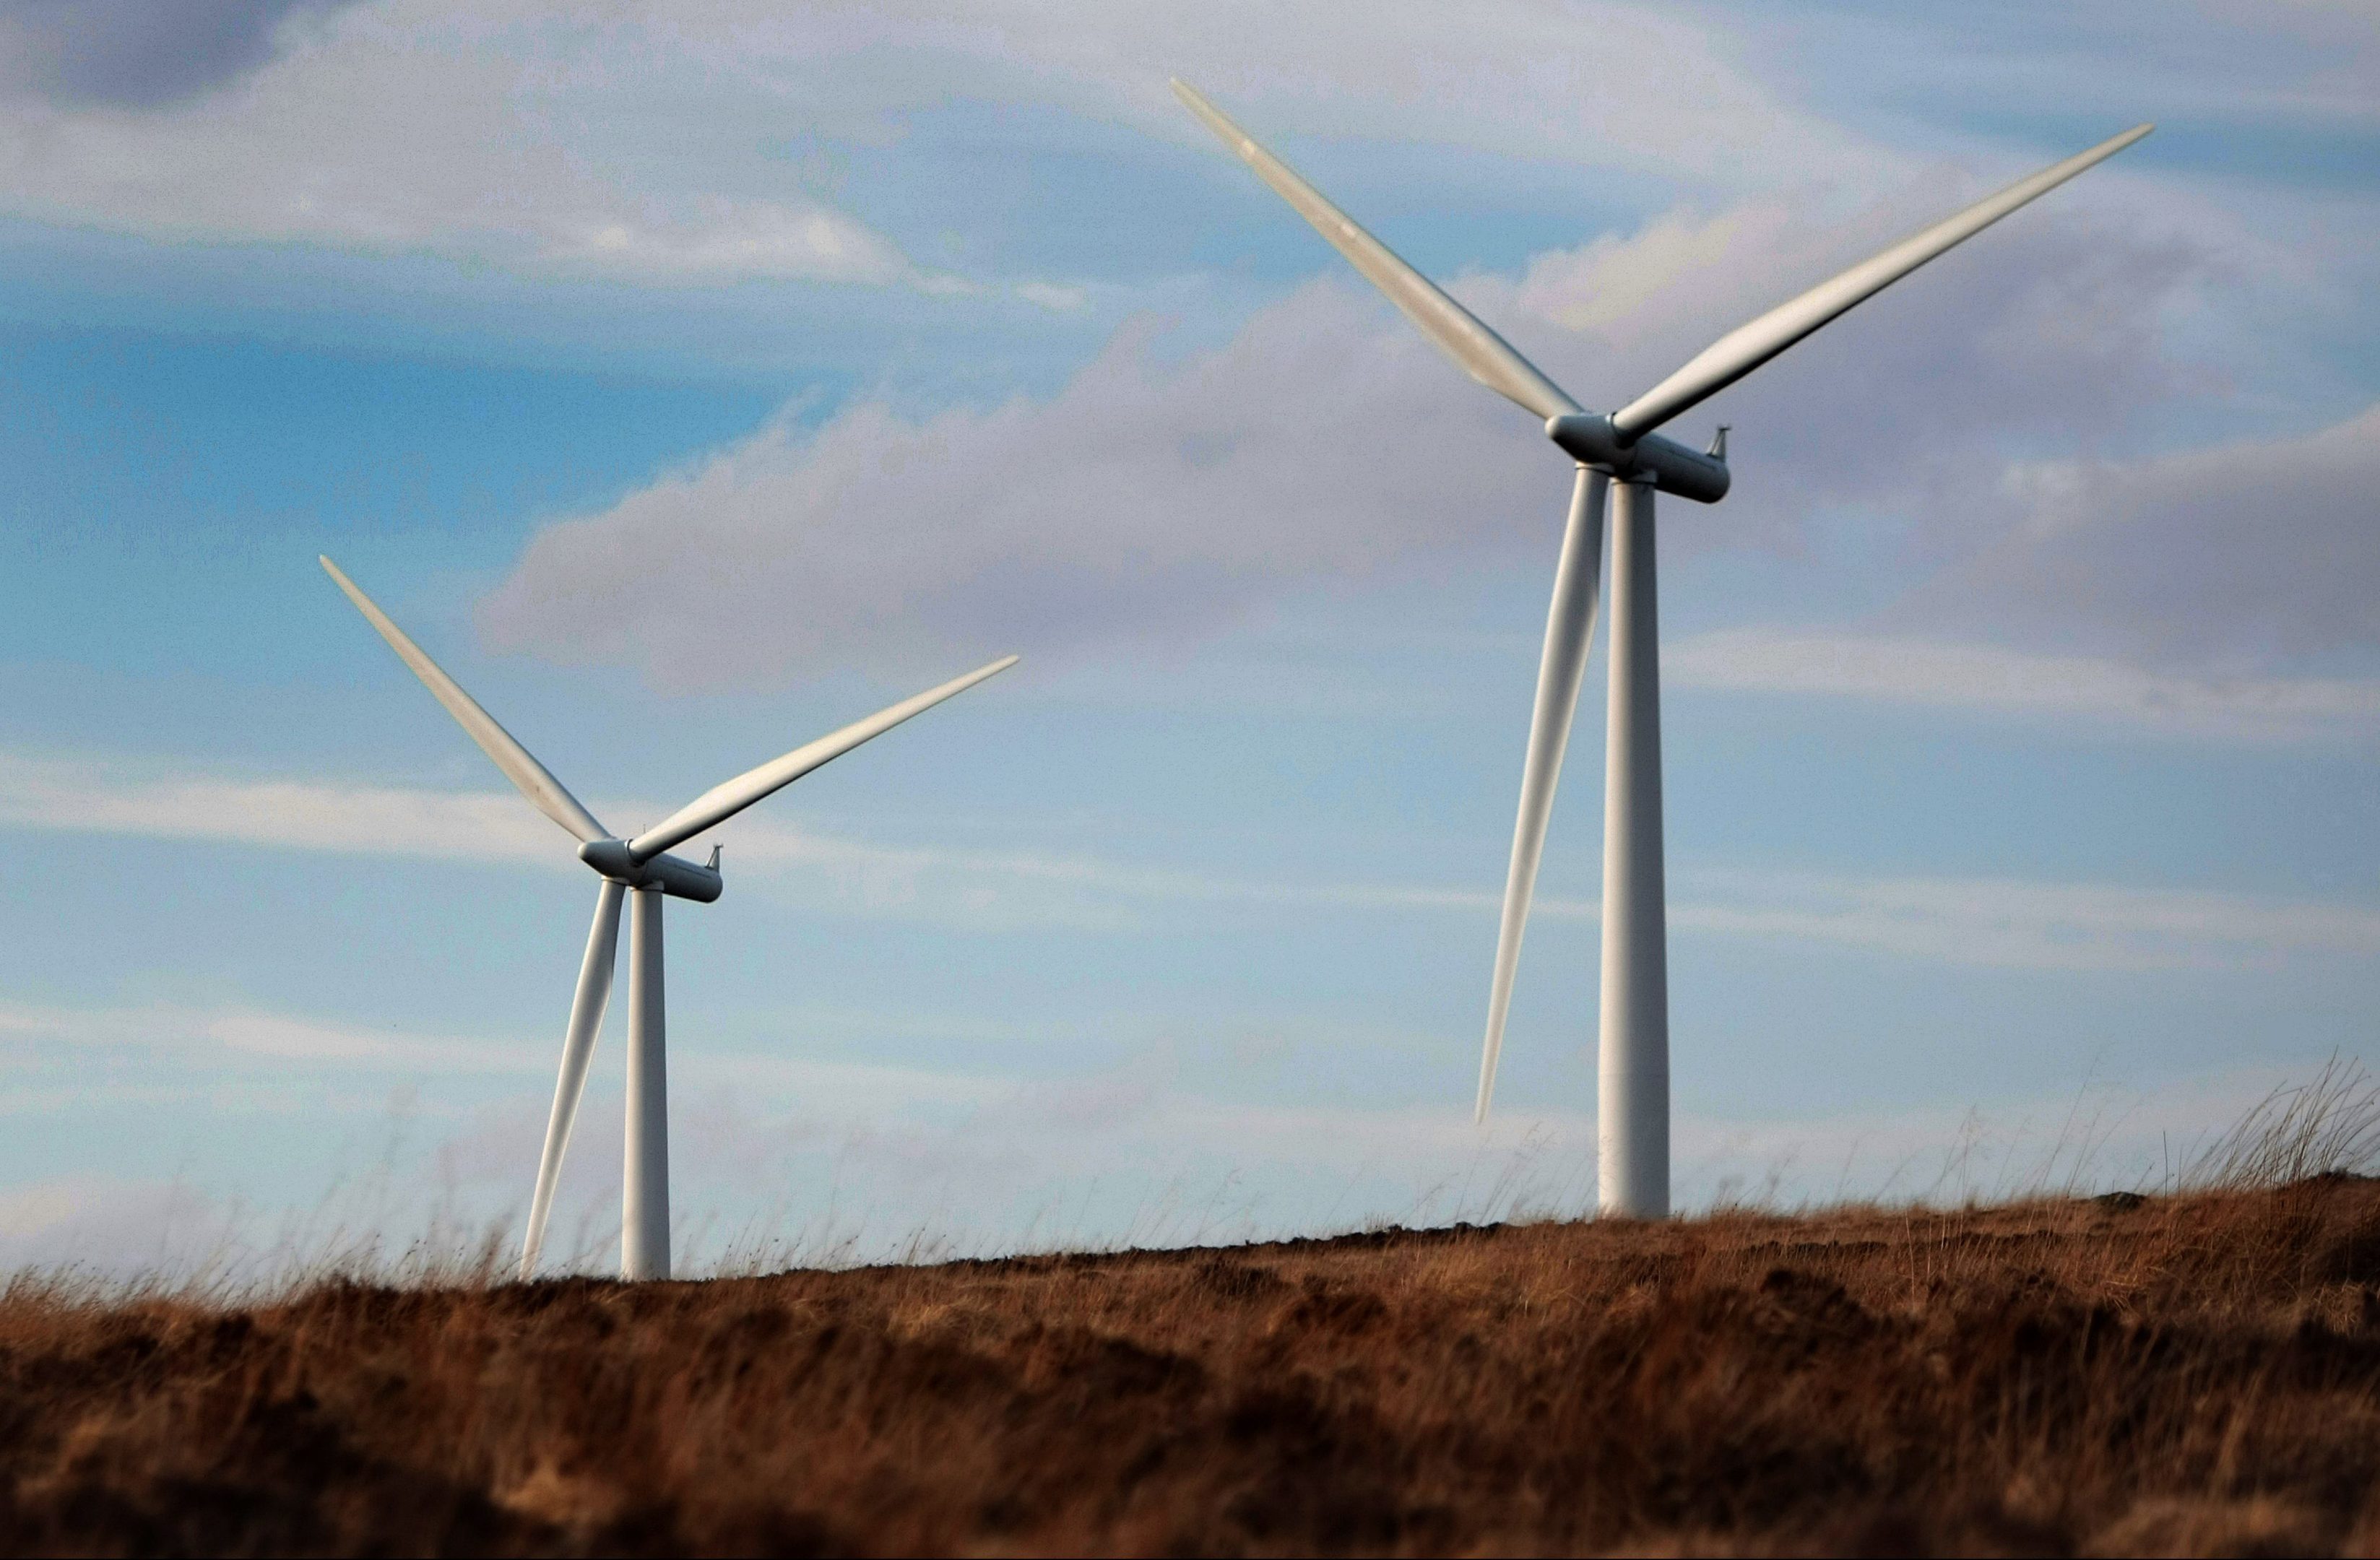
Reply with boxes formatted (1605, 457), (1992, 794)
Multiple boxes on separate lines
(1175, 80), (2150, 1218)
(320, 557), (1017, 1278)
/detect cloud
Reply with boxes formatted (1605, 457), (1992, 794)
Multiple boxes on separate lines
(0, 1176), (241, 1275)
(0, 0), (1890, 272)
(1668, 629), (2380, 740)
(0, 0), (923, 287)
(0, 997), (545, 1075)
(935, 0), (1891, 190)
(1926, 402), (2380, 667)
(483, 169), (2211, 688)
(6, 748), (2376, 972)
(0, 0), (365, 109)
(0, 746), (1566, 932)
(1673, 870), (2380, 974)
(204, 1010), (540, 1072)
(1487, 188), (2213, 538)
(478, 287), (1535, 685)
(0, 750), (561, 865)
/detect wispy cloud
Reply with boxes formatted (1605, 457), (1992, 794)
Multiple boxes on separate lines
(0, 751), (562, 864)
(0, 998), (545, 1076)
(1674, 870), (2380, 973)
(0, 746), (1563, 930)
(1668, 630), (2380, 740)
(4, 749), (2376, 971)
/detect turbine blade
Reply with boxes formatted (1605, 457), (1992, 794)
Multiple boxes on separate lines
(1172, 79), (1580, 422)
(628, 654), (1020, 863)
(320, 556), (609, 845)
(521, 878), (624, 1278)
(1611, 123), (2154, 440)
(1479, 468), (1609, 1121)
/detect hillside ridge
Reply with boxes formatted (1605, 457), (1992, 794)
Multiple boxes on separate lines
(5, 1180), (2379, 1556)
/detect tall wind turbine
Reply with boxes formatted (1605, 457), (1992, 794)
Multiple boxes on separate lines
(320, 557), (1017, 1278)
(1174, 80), (2150, 1217)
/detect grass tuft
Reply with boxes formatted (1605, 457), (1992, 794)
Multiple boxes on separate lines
(2184, 1052), (2380, 1192)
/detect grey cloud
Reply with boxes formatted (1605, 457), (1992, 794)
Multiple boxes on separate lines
(1926, 402), (2380, 667)
(480, 184), (2215, 690)
(0, 0), (363, 108)
(478, 286), (1545, 688)
(1489, 188), (2209, 551)
(0, 1), (925, 287)
(0, 0), (1884, 285)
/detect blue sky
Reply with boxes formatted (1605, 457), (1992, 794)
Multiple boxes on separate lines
(1, 0), (2376, 1276)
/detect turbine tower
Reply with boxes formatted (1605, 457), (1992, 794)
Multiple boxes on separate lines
(321, 557), (1017, 1278)
(1175, 81), (2149, 1217)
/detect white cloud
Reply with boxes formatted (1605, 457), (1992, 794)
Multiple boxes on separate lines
(0, 750), (561, 865)
(0, 746), (1570, 931)
(1668, 629), (2380, 740)
(1674, 869), (2380, 973)
(0, 997), (545, 1075)
(204, 1011), (539, 1072)
(4, 748), (2375, 972)
(0, 1176), (240, 1275)
(0, 1178), (104, 1240)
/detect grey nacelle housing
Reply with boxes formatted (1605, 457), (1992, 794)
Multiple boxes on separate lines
(1546, 415), (1731, 504)
(579, 838), (724, 902)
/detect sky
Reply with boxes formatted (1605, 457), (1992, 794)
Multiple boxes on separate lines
(1, 0), (2376, 1279)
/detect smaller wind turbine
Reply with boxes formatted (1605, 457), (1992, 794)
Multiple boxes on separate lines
(320, 557), (1016, 1281)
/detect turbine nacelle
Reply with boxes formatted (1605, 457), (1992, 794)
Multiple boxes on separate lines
(1544, 415), (1731, 504)
(576, 838), (724, 903)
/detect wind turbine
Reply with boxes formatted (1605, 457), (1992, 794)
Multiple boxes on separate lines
(319, 556), (1017, 1278)
(1174, 80), (2150, 1217)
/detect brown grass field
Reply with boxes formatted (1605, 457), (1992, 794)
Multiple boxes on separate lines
(3, 1164), (2379, 1557)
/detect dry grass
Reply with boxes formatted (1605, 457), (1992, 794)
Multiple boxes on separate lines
(3, 1060), (2376, 1556)
(2187, 1057), (2380, 1195)
(1, 1173), (2378, 1556)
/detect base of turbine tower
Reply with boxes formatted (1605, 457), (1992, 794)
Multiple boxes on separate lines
(1598, 479), (1671, 1220)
